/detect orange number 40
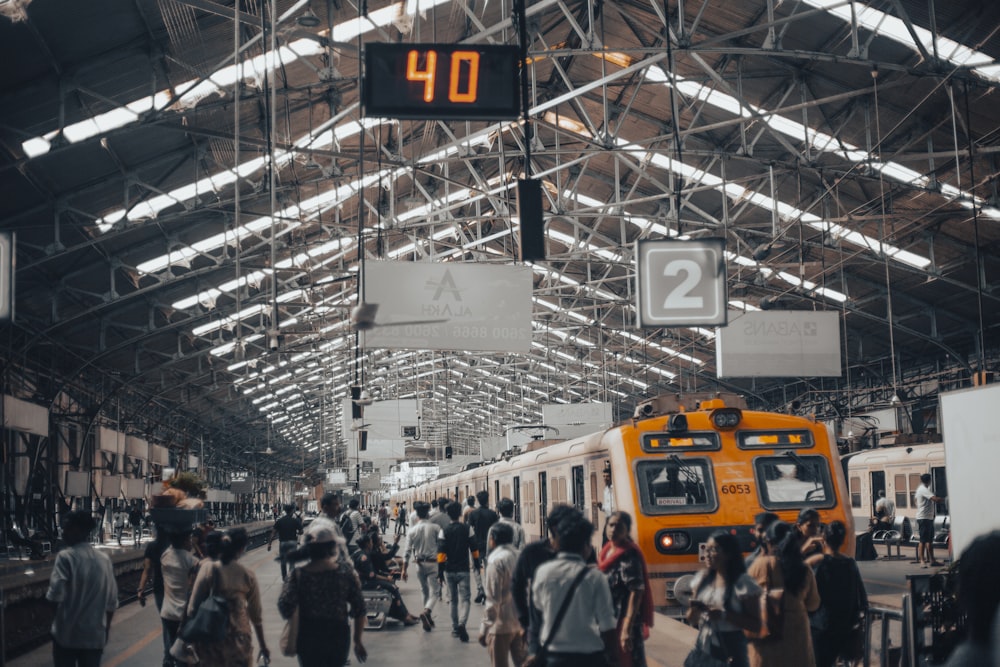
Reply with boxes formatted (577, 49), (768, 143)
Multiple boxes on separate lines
(405, 50), (480, 104)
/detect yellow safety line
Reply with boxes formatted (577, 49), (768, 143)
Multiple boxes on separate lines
(102, 628), (161, 667)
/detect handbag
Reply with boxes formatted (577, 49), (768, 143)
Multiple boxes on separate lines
(180, 565), (230, 643)
(683, 621), (732, 667)
(535, 565), (591, 664)
(169, 637), (199, 664)
(280, 570), (300, 657)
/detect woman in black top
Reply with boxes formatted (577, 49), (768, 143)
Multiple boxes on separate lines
(810, 521), (868, 667)
(278, 524), (367, 667)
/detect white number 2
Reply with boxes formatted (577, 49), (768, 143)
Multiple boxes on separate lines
(662, 259), (704, 309)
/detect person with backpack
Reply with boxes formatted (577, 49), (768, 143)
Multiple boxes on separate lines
(344, 498), (363, 556)
(810, 521), (869, 667)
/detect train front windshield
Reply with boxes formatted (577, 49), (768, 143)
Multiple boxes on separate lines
(755, 455), (835, 509)
(636, 459), (716, 514)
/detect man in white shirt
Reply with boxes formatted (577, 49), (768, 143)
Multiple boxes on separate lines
(47, 511), (119, 667)
(478, 522), (527, 667)
(402, 502), (445, 631)
(914, 474), (946, 567)
(531, 511), (616, 667)
(493, 498), (526, 551)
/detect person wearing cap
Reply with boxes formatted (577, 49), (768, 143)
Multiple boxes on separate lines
(46, 510), (119, 667)
(279, 523), (368, 666)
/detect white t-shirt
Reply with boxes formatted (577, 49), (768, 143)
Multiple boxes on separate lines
(915, 484), (936, 520)
(46, 543), (119, 649)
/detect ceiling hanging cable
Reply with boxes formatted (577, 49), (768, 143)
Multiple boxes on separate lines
(265, 0), (280, 347)
(663, 3), (685, 235)
(871, 67), (899, 405)
(960, 82), (987, 377)
(233, 0), (244, 362)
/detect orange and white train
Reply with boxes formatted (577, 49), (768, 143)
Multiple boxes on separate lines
(392, 392), (854, 608)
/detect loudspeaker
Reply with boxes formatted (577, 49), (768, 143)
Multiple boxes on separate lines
(445, 446), (453, 459)
(359, 431), (368, 452)
(350, 385), (362, 419)
(517, 178), (545, 261)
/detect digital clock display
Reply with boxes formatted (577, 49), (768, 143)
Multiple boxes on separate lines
(363, 43), (520, 120)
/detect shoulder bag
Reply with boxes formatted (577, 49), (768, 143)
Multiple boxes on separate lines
(535, 565), (591, 664)
(280, 569), (300, 657)
(683, 620), (732, 667)
(180, 564), (230, 643)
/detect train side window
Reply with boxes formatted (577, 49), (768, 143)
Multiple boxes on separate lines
(850, 476), (862, 508)
(635, 458), (716, 514)
(754, 455), (835, 509)
(894, 474), (908, 508)
(539, 472), (548, 530)
(513, 477), (521, 523)
(908, 474), (922, 508)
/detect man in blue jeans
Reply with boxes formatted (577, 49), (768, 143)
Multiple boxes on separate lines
(438, 501), (479, 642)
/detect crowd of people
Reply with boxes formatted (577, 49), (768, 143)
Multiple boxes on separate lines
(46, 492), (1000, 667)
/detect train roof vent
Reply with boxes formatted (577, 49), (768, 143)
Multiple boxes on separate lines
(634, 392), (748, 419)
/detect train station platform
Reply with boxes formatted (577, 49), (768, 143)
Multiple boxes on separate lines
(7, 543), (699, 667)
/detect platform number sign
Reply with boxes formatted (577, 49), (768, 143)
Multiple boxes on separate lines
(635, 239), (728, 328)
(0, 232), (12, 321)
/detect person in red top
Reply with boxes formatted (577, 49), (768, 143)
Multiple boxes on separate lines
(598, 512), (654, 667)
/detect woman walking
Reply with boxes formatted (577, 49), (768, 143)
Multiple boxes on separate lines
(598, 512), (654, 667)
(187, 528), (270, 667)
(685, 531), (761, 667)
(747, 522), (820, 667)
(278, 523), (367, 666)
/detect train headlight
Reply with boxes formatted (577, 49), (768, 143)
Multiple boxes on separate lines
(655, 529), (691, 553)
(711, 408), (742, 429)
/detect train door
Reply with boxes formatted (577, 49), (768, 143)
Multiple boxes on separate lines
(932, 466), (948, 515)
(572, 465), (585, 512)
(589, 468), (599, 525)
(539, 471), (548, 532)
(870, 470), (886, 516)
(513, 476), (521, 523)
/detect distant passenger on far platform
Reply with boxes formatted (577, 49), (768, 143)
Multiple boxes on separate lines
(494, 498), (526, 551)
(478, 521), (527, 667)
(113, 509), (126, 545)
(943, 531), (1000, 666)
(745, 512), (780, 569)
(873, 491), (895, 531)
(47, 511), (119, 667)
(914, 474), (946, 567)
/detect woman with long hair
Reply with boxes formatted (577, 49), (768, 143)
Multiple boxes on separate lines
(187, 528), (270, 667)
(278, 523), (367, 666)
(810, 521), (868, 667)
(598, 512), (655, 667)
(685, 531), (761, 667)
(747, 521), (820, 667)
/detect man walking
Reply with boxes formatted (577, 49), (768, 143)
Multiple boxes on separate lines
(112, 509), (125, 546)
(494, 498), (526, 551)
(470, 490), (499, 603)
(439, 501), (479, 642)
(47, 511), (119, 667)
(396, 501), (408, 536)
(914, 474), (946, 567)
(402, 502), (445, 631)
(478, 522), (528, 667)
(267, 503), (303, 581)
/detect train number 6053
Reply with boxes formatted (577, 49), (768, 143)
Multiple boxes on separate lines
(720, 484), (752, 494)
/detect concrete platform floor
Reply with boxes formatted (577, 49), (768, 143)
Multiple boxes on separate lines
(8, 544), (699, 667)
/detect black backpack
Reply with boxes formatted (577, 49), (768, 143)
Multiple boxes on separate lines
(339, 512), (355, 543)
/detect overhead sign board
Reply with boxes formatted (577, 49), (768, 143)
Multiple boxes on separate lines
(715, 310), (841, 377)
(363, 262), (532, 352)
(635, 239), (728, 327)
